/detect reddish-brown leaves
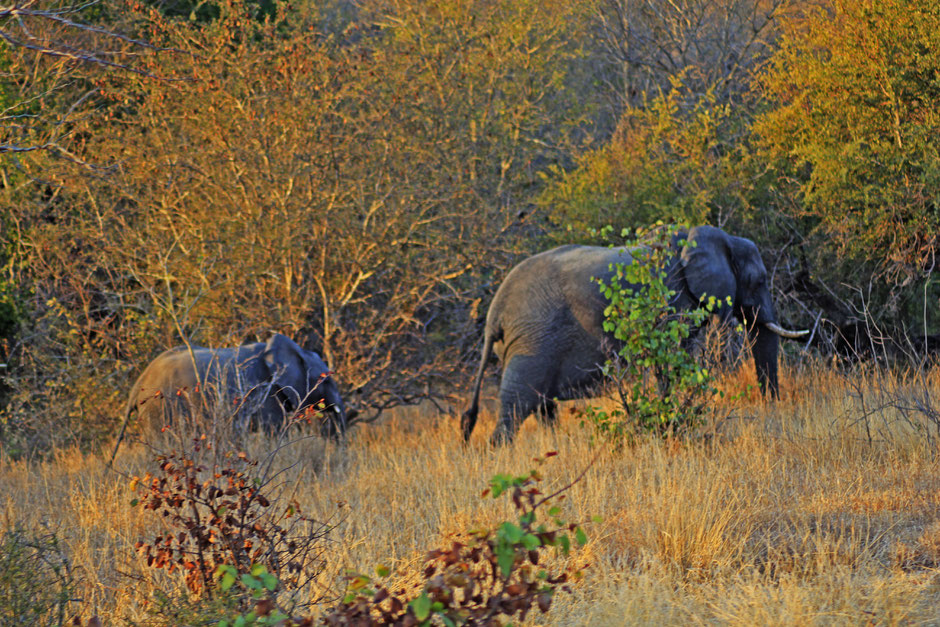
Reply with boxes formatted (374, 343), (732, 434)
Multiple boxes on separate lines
(131, 450), (334, 600)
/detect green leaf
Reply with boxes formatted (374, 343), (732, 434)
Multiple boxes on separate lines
(521, 533), (541, 550)
(261, 573), (278, 591)
(575, 526), (588, 546)
(220, 571), (237, 592)
(499, 522), (524, 543)
(497, 549), (515, 577)
(241, 573), (262, 590)
(129, 498), (139, 507)
(376, 564), (390, 577)
(410, 592), (432, 621)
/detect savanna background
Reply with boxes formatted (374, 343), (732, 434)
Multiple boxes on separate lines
(3, 0), (940, 624)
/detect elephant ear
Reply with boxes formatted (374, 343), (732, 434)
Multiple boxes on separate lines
(680, 226), (736, 310)
(263, 333), (308, 408)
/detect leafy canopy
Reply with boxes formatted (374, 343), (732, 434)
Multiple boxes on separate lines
(755, 0), (940, 280)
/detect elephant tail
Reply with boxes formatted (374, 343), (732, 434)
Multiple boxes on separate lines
(110, 393), (139, 467)
(461, 325), (498, 441)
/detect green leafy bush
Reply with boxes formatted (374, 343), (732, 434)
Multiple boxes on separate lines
(213, 564), (290, 627)
(541, 81), (758, 241)
(319, 451), (590, 626)
(582, 225), (730, 441)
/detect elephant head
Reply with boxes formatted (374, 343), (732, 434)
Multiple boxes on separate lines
(262, 333), (347, 440)
(678, 225), (807, 398)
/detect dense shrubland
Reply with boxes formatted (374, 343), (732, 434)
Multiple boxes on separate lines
(1, 0), (597, 452)
(2, 0), (939, 454)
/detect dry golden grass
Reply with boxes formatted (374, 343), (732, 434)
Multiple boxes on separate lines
(4, 361), (940, 625)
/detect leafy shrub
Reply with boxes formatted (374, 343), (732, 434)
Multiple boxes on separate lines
(321, 454), (589, 625)
(212, 564), (291, 627)
(582, 225), (730, 441)
(540, 81), (759, 242)
(319, 451), (590, 626)
(131, 447), (337, 615)
(755, 0), (940, 281)
(135, 452), (592, 625)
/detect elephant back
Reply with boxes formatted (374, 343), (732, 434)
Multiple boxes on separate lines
(490, 245), (637, 349)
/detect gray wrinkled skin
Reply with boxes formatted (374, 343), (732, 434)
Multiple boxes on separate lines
(462, 225), (797, 444)
(121, 333), (346, 442)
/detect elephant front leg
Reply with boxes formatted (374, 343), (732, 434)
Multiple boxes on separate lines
(535, 399), (558, 429)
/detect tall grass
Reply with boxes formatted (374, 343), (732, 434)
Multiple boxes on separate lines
(3, 362), (940, 624)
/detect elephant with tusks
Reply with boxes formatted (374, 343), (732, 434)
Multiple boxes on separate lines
(114, 333), (347, 457)
(461, 225), (807, 444)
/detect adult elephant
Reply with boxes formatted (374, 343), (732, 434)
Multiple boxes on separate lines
(115, 333), (347, 455)
(461, 225), (807, 444)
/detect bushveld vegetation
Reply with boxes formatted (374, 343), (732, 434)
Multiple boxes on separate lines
(3, 0), (940, 624)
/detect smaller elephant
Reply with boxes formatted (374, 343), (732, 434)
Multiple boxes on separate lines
(117, 333), (347, 448)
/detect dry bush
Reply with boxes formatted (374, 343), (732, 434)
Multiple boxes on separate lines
(0, 0), (170, 156)
(593, 0), (800, 109)
(129, 447), (339, 622)
(1, 0), (598, 455)
(0, 525), (79, 626)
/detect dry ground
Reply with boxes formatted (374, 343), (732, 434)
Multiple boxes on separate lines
(4, 362), (940, 625)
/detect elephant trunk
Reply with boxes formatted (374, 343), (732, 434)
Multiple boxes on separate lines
(750, 323), (780, 399)
(319, 382), (347, 442)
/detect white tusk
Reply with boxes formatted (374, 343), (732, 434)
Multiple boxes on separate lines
(765, 321), (809, 339)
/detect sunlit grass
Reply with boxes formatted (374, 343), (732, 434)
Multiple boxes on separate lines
(3, 361), (940, 624)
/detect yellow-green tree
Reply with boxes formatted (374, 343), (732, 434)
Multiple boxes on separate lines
(755, 0), (940, 280)
(541, 81), (759, 237)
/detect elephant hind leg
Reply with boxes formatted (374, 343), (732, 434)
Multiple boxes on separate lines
(491, 355), (549, 445)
